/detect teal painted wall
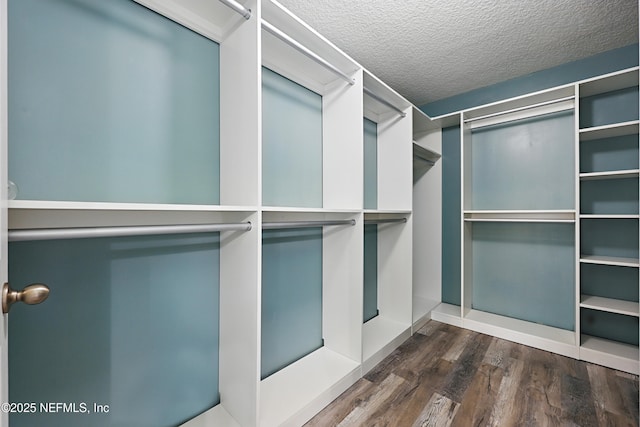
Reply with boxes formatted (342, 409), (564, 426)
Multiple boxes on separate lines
(8, 0), (220, 204)
(441, 125), (461, 306)
(9, 233), (221, 427)
(421, 44), (639, 117)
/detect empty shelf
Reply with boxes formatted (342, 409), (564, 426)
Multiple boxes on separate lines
(579, 120), (639, 141)
(580, 335), (639, 375)
(580, 295), (639, 317)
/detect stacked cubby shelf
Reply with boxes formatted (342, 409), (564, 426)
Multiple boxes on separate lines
(2, 0), (434, 426)
(577, 68), (640, 374)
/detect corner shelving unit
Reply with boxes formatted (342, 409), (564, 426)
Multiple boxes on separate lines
(577, 67), (640, 375)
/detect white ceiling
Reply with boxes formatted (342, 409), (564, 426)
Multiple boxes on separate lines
(275, 0), (638, 106)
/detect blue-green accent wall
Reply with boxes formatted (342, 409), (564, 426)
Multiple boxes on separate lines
(441, 125), (461, 306)
(9, 233), (221, 427)
(8, 0), (221, 204)
(261, 228), (323, 379)
(363, 224), (378, 322)
(421, 44), (639, 117)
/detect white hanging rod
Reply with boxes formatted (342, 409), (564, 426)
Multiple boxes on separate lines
(262, 219), (356, 230)
(218, 0), (251, 20)
(8, 223), (252, 242)
(363, 87), (407, 118)
(261, 20), (355, 86)
(364, 218), (407, 225)
(464, 96), (575, 124)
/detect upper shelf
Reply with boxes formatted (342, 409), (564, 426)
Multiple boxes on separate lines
(462, 86), (575, 126)
(363, 71), (411, 121)
(579, 121), (639, 141)
(134, 0), (249, 43)
(261, 0), (360, 94)
(579, 68), (639, 98)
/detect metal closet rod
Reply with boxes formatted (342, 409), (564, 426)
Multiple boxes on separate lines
(364, 218), (407, 225)
(261, 20), (356, 86)
(262, 219), (356, 229)
(464, 96), (575, 124)
(363, 87), (407, 118)
(8, 223), (252, 242)
(218, 0), (251, 20)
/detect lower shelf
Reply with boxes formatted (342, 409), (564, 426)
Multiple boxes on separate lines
(430, 303), (463, 327)
(362, 316), (411, 374)
(463, 310), (578, 358)
(580, 335), (639, 375)
(259, 347), (360, 427)
(180, 405), (240, 427)
(580, 295), (639, 317)
(580, 255), (640, 268)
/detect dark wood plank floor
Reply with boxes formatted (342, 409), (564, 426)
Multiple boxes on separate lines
(305, 320), (639, 427)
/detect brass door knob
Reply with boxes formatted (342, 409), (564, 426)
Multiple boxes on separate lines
(2, 282), (50, 314)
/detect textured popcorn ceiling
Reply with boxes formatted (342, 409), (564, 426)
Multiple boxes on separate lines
(275, 0), (638, 105)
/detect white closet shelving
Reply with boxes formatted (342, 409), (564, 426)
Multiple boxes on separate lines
(361, 70), (414, 374)
(577, 67), (640, 374)
(429, 67), (640, 375)
(3, 0), (432, 427)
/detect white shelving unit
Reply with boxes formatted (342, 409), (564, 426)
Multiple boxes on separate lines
(412, 107), (443, 331)
(3, 0), (425, 426)
(577, 67), (640, 374)
(360, 71), (414, 373)
(428, 66), (640, 376)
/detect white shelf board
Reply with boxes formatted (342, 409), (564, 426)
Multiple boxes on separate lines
(580, 335), (639, 375)
(180, 404), (241, 427)
(579, 169), (640, 181)
(259, 346), (360, 427)
(363, 209), (412, 215)
(579, 120), (639, 141)
(261, 206), (361, 214)
(8, 199), (256, 212)
(362, 315), (411, 374)
(9, 201), (258, 230)
(430, 303), (463, 327)
(363, 70), (411, 120)
(463, 209), (575, 214)
(464, 218), (574, 223)
(580, 295), (639, 317)
(580, 255), (640, 268)
(464, 210), (575, 222)
(412, 106), (441, 135)
(261, 0), (359, 94)
(580, 214), (640, 219)
(134, 0), (245, 43)
(579, 67), (639, 97)
(464, 309), (578, 358)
